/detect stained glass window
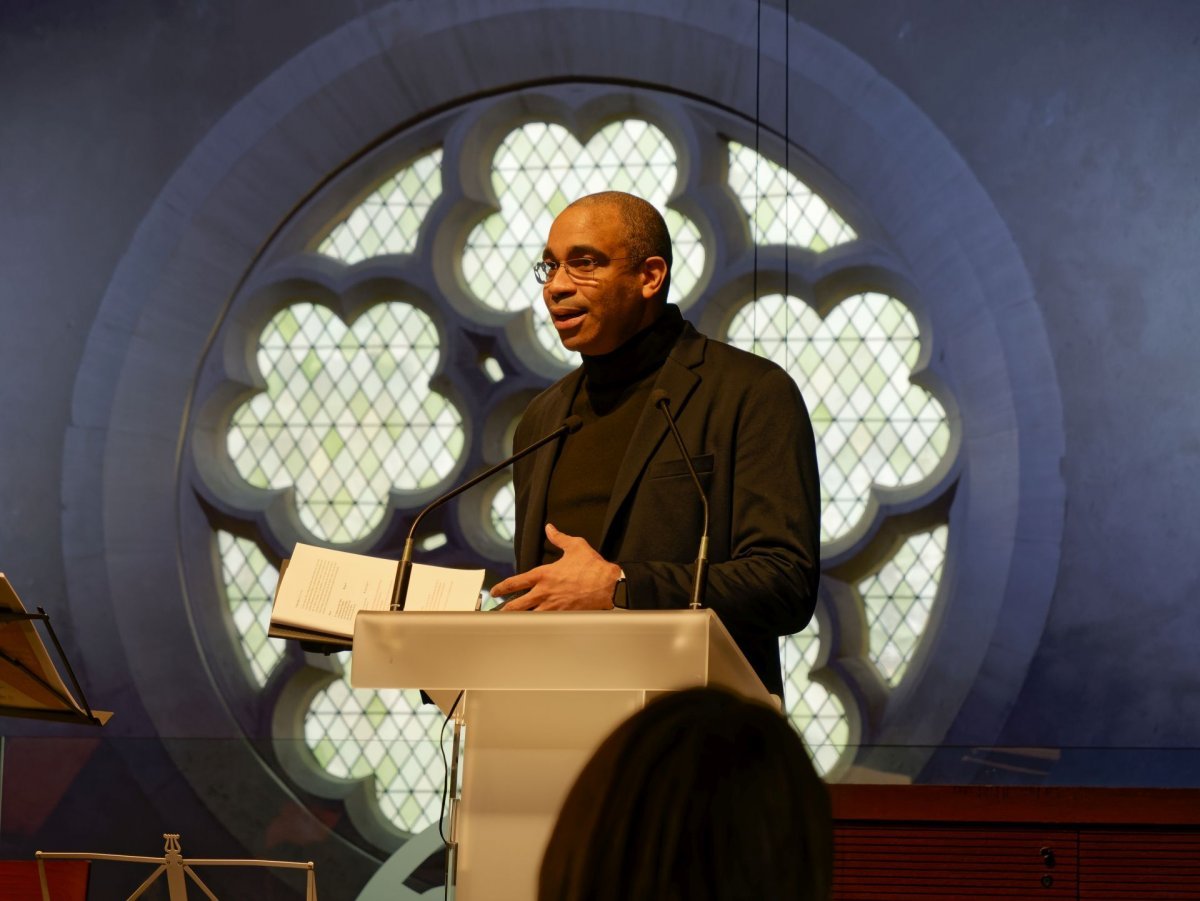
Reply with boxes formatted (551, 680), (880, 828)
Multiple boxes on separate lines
(727, 141), (856, 250)
(305, 659), (448, 832)
(860, 526), (948, 686)
(214, 101), (955, 835)
(218, 531), (285, 686)
(318, 150), (443, 264)
(227, 302), (463, 544)
(726, 292), (950, 541)
(781, 619), (848, 776)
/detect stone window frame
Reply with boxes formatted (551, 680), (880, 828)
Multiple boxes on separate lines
(197, 85), (952, 834)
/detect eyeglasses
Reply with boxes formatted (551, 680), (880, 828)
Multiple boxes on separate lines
(532, 257), (636, 285)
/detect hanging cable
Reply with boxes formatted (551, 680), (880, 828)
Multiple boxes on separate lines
(753, 0), (762, 340)
(438, 690), (464, 844)
(784, 0), (791, 345)
(438, 689), (465, 900)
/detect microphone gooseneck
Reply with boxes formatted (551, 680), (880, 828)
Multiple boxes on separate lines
(389, 415), (583, 610)
(650, 390), (709, 610)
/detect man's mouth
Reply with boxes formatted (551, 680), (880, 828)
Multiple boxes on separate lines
(550, 308), (586, 330)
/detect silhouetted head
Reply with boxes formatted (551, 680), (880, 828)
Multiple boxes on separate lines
(539, 686), (833, 901)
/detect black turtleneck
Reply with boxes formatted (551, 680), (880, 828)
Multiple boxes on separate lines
(540, 304), (686, 563)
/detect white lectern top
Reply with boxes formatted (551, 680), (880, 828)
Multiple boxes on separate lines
(352, 608), (769, 703)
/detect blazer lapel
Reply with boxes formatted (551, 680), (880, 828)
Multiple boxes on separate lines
(517, 369), (584, 571)
(599, 325), (706, 550)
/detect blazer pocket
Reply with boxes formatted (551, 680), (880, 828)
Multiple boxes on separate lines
(647, 453), (715, 481)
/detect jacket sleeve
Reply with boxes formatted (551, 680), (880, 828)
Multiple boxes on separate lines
(621, 365), (821, 639)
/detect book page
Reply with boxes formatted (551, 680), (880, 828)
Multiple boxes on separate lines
(405, 562), (485, 612)
(271, 543), (399, 639)
(270, 544), (487, 640)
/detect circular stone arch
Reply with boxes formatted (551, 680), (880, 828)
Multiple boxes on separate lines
(63, 0), (1065, 879)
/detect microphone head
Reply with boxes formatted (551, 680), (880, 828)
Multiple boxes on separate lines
(650, 389), (671, 409)
(562, 414), (583, 434)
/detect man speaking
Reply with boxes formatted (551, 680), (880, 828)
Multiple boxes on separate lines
(491, 191), (820, 697)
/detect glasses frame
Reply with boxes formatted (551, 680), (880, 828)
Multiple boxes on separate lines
(532, 256), (638, 285)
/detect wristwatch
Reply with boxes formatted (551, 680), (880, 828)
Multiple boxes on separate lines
(611, 569), (629, 609)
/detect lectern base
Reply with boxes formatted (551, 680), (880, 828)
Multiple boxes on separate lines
(454, 689), (644, 900)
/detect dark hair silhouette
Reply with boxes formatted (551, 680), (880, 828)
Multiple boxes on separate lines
(539, 686), (833, 901)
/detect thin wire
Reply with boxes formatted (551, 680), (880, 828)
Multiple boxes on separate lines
(785, 0), (791, 349)
(438, 688), (465, 901)
(753, 0), (762, 344)
(438, 690), (464, 844)
(784, 0), (790, 290)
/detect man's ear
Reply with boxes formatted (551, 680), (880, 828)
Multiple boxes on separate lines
(640, 256), (668, 299)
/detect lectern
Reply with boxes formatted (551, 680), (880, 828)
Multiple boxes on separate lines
(352, 608), (770, 901)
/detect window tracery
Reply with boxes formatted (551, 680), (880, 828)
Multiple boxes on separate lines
(205, 88), (955, 834)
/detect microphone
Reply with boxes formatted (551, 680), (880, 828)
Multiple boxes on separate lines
(649, 389), (708, 610)
(389, 415), (583, 610)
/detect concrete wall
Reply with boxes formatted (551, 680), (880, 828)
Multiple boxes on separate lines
(801, 1), (1200, 752)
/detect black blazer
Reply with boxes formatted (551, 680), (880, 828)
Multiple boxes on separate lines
(512, 321), (821, 695)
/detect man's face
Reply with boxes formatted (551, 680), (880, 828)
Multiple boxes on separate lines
(540, 203), (664, 356)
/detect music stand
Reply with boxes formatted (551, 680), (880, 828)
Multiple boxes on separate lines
(0, 574), (110, 727)
(37, 833), (318, 901)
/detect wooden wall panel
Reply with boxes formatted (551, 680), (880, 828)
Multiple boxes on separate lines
(829, 786), (1200, 900)
(1079, 831), (1200, 900)
(833, 825), (1073, 900)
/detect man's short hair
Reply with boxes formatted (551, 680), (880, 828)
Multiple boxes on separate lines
(568, 191), (673, 299)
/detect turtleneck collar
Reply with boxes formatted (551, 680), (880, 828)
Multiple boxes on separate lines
(580, 304), (685, 388)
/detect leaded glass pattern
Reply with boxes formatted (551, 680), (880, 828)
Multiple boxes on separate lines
(490, 480), (516, 543)
(304, 656), (448, 832)
(317, 150), (443, 264)
(726, 292), (950, 541)
(227, 301), (464, 543)
(727, 141), (856, 250)
(781, 618), (847, 776)
(218, 531), (285, 686)
(461, 120), (705, 364)
(860, 526), (948, 686)
(210, 98), (958, 839)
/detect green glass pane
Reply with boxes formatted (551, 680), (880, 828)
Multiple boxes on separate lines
(727, 142), (856, 250)
(227, 301), (466, 543)
(780, 618), (847, 777)
(726, 292), (949, 543)
(302, 657), (447, 832)
(859, 526), (948, 686)
(216, 531), (285, 687)
(317, 149), (444, 264)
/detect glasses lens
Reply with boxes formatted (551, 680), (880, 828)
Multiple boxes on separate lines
(566, 258), (596, 275)
(533, 262), (554, 284)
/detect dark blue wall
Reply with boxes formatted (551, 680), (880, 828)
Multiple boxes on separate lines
(2, 1), (1198, 896)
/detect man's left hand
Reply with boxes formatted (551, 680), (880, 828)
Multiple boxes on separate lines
(491, 524), (621, 611)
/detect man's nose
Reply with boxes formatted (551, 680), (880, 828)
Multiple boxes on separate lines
(544, 265), (575, 293)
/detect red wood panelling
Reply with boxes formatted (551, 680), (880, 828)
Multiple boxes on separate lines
(0, 860), (89, 901)
(833, 826), (1073, 900)
(831, 785), (1200, 826)
(829, 787), (1200, 900)
(1078, 831), (1200, 900)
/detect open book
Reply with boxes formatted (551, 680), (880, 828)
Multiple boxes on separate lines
(0, 573), (112, 725)
(268, 543), (486, 645)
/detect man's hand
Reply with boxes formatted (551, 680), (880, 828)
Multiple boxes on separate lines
(492, 524), (621, 611)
